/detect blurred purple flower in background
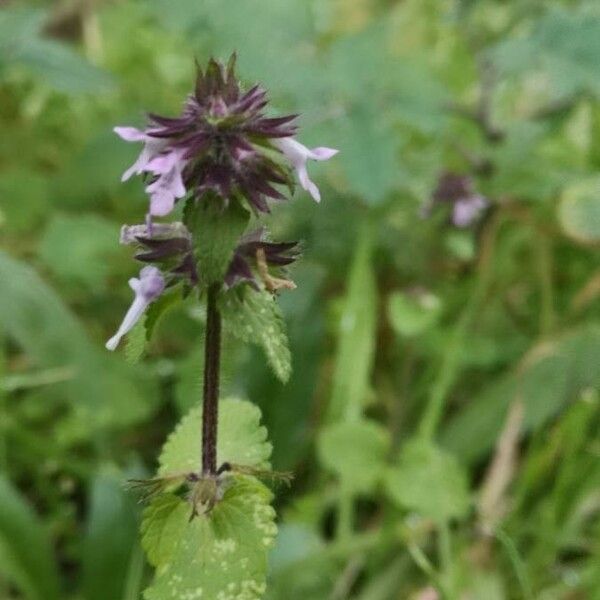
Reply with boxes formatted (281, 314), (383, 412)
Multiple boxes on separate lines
(423, 172), (489, 228)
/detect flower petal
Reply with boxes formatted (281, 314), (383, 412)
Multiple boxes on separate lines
(106, 267), (165, 351)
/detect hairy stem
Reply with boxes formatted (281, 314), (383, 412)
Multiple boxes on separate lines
(202, 284), (221, 476)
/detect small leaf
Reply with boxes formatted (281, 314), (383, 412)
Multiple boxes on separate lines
(387, 290), (441, 338)
(39, 213), (118, 290)
(125, 317), (147, 365)
(318, 420), (390, 493)
(159, 398), (272, 476)
(220, 289), (292, 383)
(559, 177), (600, 243)
(145, 289), (181, 341)
(185, 197), (250, 285)
(143, 477), (276, 600)
(385, 439), (470, 521)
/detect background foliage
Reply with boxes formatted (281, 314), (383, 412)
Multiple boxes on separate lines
(1, 0), (599, 598)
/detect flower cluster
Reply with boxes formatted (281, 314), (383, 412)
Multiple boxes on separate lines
(106, 56), (336, 350)
(423, 172), (488, 228)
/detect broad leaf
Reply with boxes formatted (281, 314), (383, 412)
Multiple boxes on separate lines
(318, 420), (390, 493)
(159, 398), (272, 476)
(385, 439), (470, 521)
(142, 398), (276, 599)
(143, 477), (276, 600)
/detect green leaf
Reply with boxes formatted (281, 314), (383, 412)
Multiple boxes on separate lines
(145, 289), (182, 342)
(0, 251), (156, 429)
(125, 317), (147, 364)
(220, 289), (292, 384)
(0, 169), (49, 234)
(185, 197), (250, 285)
(39, 213), (118, 290)
(0, 8), (113, 94)
(442, 326), (600, 464)
(142, 397), (276, 600)
(491, 9), (600, 99)
(0, 474), (61, 600)
(327, 226), (377, 422)
(318, 420), (390, 493)
(143, 477), (276, 600)
(140, 494), (188, 569)
(159, 398), (272, 476)
(559, 177), (600, 243)
(17, 39), (114, 94)
(81, 467), (140, 600)
(385, 439), (470, 521)
(387, 290), (441, 338)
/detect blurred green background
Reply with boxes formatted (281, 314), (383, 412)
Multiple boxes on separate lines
(1, 0), (600, 598)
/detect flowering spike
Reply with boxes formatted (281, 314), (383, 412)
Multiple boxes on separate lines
(113, 55), (337, 218)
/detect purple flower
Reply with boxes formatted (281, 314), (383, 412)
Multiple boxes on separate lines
(452, 195), (488, 228)
(144, 148), (188, 216)
(425, 172), (489, 228)
(272, 138), (338, 202)
(105, 266), (165, 351)
(113, 55), (337, 215)
(114, 127), (189, 217)
(114, 126), (169, 182)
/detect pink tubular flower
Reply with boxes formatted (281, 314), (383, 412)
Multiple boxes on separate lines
(105, 266), (165, 351)
(144, 148), (188, 216)
(272, 137), (338, 202)
(114, 127), (189, 217)
(114, 127), (169, 181)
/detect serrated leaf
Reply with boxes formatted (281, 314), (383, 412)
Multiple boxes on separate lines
(142, 398), (276, 600)
(125, 317), (147, 364)
(220, 289), (292, 383)
(143, 477), (276, 600)
(559, 177), (600, 243)
(140, 494), (188, 568)
(159, 398), (272, 476)
(318, 420), (390, 493)
(385, 439), (470, 521)
(185, 198), (250, 285)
